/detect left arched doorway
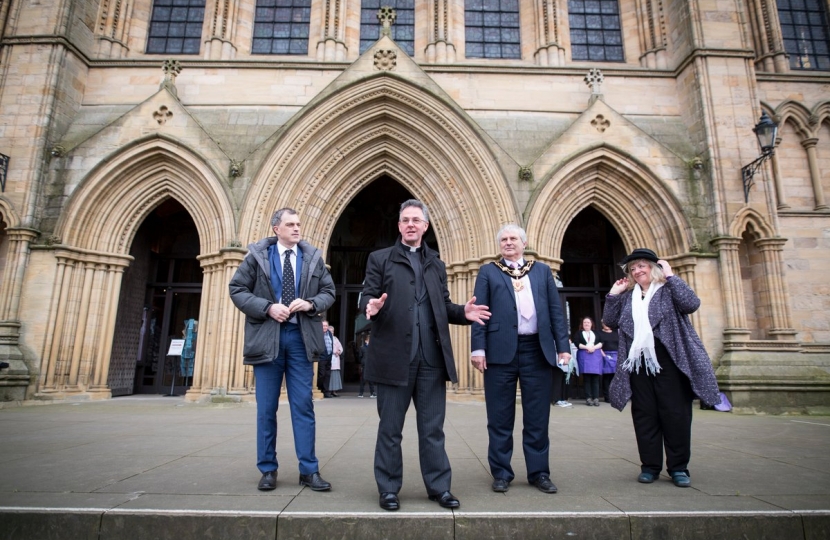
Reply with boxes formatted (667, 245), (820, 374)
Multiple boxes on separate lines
(107, 199), (203, 396)
(325, 176), (437, 391)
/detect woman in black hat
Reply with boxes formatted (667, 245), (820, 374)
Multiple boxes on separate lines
(603, 248), (720, 488)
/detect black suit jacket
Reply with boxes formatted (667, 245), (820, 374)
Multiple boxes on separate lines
(360, 239), (470, 386)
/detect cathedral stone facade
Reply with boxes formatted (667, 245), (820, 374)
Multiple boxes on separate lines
(0, 0), (828, 413)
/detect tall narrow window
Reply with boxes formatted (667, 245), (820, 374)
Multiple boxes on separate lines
(568, 0), (624, 62)
(778, 0), (830, 70)
(360, 0), (415, 56)
(252, 0), (312, 55)
(465, 0), (521, 59)
(146, 0), (206, 54)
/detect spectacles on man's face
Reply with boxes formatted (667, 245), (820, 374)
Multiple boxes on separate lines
(400, 218), (425, 225)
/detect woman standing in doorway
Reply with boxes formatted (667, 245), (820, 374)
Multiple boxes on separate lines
(603, 248), (720, 488)
(575, 316), (603, 406)
(328, 328), (344, 397)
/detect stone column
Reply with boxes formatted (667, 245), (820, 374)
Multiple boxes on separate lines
(770, 137), (789, 209)
(801, 138), (829, 210)
(204, 0), (240, 59)
(746, 0), (789, 73)
(710, 237), (751, 342)
(315, 0), (348, 61)
(670, 255), (703, 334)
(38, 248), (130, 400)
(185, 249), (256, 403)
(446, 261), (479, 397)
(0, 228), (38, 400)
(95, 0), (135, 58)
(635, 0), (668, 69)
(424, 0), (456, 63)
(533, 0), (565, 66)
(755, 238), (798, 340)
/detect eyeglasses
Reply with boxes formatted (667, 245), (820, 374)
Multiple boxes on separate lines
(400, 218), (425, 225)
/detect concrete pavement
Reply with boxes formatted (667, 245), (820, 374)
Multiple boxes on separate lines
(0, 395), (829, 539)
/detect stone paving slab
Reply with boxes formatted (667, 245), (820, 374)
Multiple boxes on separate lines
(0, 395), (828, 539)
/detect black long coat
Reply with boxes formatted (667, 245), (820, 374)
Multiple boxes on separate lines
(359, 239), (470, 386)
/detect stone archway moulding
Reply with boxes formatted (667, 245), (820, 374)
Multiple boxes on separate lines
(526, 146), (694, 261)
(240, 75), (520, 264)
(56, 137), (235, 256)
(37, 138), (238, 400)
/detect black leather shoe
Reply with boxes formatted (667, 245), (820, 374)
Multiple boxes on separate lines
(492, 478), (509, 492)
(379, 492), (399, 511)
(671, 472), (691, 488)
(299, 472), (331, 491)
(530, 475), (558, 493)
(0, 362), (9, 369)
(638, 472), (657, 484)
(257, 471), (277, 491)
(428, 491), (460, 509)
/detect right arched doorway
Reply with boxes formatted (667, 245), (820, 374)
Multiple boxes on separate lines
(558, 206), (626, 338)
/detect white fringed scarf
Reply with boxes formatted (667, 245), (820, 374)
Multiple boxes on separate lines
(621, 282), (664, 375)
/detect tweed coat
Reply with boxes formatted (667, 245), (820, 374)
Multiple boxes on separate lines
(602, 276), (720, 411)
(359, 239), (470, 386)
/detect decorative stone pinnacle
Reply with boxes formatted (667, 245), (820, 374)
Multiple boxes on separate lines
(377, 6), (396, 37)
(584, 68), (604, 94)
(160, 59), (182, 97)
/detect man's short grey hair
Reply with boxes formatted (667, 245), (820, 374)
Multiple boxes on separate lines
(496, 224), (527, 247)
(399, 199), (430, 223)
(271, 207), (298, 228)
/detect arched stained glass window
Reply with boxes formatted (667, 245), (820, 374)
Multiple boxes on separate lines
(568, 0), (624, 62)
(252, 0), (312, 55)
(778, 0), (830, 70)
(146, 0), (206, 55)
(465, 0), (522, 59)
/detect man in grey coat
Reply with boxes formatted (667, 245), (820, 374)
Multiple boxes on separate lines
(229, 207), (335, 492)
(360, 199), (490, 511)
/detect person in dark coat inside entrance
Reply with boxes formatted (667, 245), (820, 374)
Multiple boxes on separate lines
(229, 207), (335, 493)
(360, 199), (491, 512)
(603, 248), (720, 489)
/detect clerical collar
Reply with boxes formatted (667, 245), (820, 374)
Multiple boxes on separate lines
(401, 242), (421, 253)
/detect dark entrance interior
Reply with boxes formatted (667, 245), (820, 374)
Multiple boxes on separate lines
(108, 199), (203, 396)
(326, 176), (437, 390)
(558, 206), (625, 398)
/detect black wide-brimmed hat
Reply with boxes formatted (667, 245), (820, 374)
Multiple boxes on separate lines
(620, 248), (659, 267)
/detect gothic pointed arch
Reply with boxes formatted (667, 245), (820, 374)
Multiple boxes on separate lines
(239, 75), (520, 264)
(56, 137), (235, 255)
(526, 145), (693, 260)
(729, 207), (776, 239)
(0, 196), (21, 228)
(770, 100), (814, 139)
(812, 100), (830, 126)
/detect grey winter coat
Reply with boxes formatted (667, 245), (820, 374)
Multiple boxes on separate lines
(229, 237), (335, 365)
(602, 276), (720, 411)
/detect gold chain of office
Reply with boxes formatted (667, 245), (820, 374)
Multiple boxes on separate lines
(492, 260), (535, 292)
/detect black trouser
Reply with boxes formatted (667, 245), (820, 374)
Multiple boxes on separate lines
(629, 340), (694, 476)
(551, 366), (568, 403)
(583, 374), (600, 400)
(359, 365), (375, 395)
(317, 355), (332, 394)
(602, 373), (614, 401)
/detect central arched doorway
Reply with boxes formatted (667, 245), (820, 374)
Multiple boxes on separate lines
(326, 176), (437, 391)
(559, 206), (626, 335)
(108, 199), (203, 396)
